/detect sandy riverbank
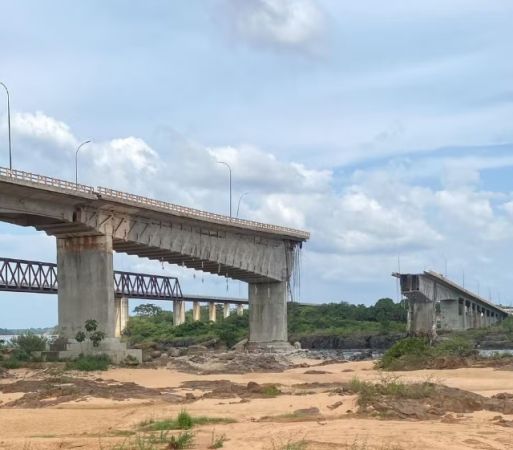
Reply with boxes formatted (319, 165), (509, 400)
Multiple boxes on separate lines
(1, 359), (513, 449)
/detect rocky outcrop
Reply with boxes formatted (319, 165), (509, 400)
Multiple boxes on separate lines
(297, 333), (405, 350)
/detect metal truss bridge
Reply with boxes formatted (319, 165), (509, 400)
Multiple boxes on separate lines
(0, 257), (249, 304)
(0, 257), (183, 300)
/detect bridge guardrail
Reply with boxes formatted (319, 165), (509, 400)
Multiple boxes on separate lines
(0, 166), (310, 239)
(97, 186), (310, 239)
(0, 167), (95, 195)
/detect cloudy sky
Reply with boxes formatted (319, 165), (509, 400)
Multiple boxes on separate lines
(1, 0), (513, 328)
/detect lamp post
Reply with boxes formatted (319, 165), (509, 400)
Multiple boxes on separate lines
(236, 191), (249, 218)
(217, 160), (232, 218)
(0, 82), (12, 171)
(75, 140), (91, 187)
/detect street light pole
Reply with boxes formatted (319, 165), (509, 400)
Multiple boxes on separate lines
(0, 82), (12, 171)
(217, 161), (232, 218)
(75, 140), (91, 187)
(236, 192), (249, 218)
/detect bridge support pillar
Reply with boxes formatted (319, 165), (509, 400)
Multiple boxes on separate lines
(209, 303), (217, 322)
(173, 301), (185, 326)
(115, 296), (129, 338)
(406, 299), (436, 338)
(193, 301), (201, 321)
(57, 235), (115, 338)
(237, 304), (244, 316)
(248, 281), (291, 351)
(223, 303), (230, 319)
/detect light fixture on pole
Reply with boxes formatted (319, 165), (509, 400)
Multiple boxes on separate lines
(75, 140), (91, 187)
(217, 160), (232, 218)
(0, 82), (12, 171)
(236, 191), (249, 218)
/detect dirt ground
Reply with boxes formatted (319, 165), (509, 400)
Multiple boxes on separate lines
(1, 358), (513, 450)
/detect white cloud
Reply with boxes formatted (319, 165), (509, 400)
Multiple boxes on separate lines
(218, 0), (325, 51)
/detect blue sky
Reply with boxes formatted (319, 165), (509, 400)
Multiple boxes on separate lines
(1, 0), (513, 328)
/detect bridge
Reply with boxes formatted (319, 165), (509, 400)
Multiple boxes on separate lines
(394, 271), (509, 338)
(0, 167), (309, 358)
(0, 256), (248, 336)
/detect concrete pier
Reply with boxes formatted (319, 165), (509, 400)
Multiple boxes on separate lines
(114, 296), (129, 338)
(237, 304), (244, 316)
(209, 303), (216, 322)
(248, 281), (291, 350)
(223, 303), (230, 319)
(193, 301), (201, 321)
(57, 235), (115, 338)
(173, 300), (185, 326)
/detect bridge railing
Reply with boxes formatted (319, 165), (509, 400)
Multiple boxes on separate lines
(0, 257), (58, 292)
(97, 186), (310, 239)
(0, 166), (309, 239)
(0, 167), (95, 195)
(114, 271), (183, 300)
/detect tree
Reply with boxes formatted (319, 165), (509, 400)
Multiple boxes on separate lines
(134, 303), (163, 317)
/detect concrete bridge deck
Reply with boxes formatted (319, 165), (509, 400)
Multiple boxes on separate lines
(394, 270), (509, 337)
(0, 167), (309, 352)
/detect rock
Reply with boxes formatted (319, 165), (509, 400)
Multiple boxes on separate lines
(201, 339), (218, 348)
(167, 347), (181, 357)
(327, 401), (343, 410)
(232, 338), (248, 352)
(160, 353), (168, 359)
(247, 382), (263, 393)
(187, 345), (208, 354)
(349, 350), (373, 361)
(142, 353), (153, 363)
(293, 341), (302, 349)
(294, 407), (321, 416)
(304, 370), (331, 375)
(150, 350), (161, 359)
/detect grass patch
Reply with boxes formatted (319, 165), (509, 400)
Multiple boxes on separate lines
(65, 354), (110, 371)
(270, 438), (309, 450)
(0, 358), (22, 369)
(140, 410), (235, 431)
(349, 375), (435, 407)
(209, 431), (227, 449)
(262, 385), (281, 397)
(378, 336), (476, 371)
(109, 431), (194, 450)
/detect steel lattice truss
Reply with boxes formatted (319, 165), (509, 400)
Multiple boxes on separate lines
(0, 257), (183, 300)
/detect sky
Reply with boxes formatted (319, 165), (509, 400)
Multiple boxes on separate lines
(1, 0), (513, 328)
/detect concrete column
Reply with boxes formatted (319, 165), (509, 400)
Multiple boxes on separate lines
(57, 235), (115, 338)
(237, 304), (244, 316)
(407, 299), (436, 337)
(114, 296), (129, 338)
(209, 303), (217, 322)
(248, 281), (290, 350)
(472, 303), (477, 328)
(181, 300), (186, 324)
(193, 301), (201, 321)
(223, 303), (230, 319)
(440, 299), (461, 331)
(173, 300), (185, 326)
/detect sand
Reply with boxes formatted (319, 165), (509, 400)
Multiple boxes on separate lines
(1, 360), (513, 449)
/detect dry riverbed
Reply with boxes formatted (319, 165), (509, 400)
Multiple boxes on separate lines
(1, 356), (513, 449)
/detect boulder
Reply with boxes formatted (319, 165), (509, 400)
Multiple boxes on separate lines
(232, 338), (248, 352)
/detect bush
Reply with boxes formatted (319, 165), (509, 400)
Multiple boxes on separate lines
(434, 336), (475, 357)
(11, 332), (47, 353)
(0, 358), (21, 369)
(66, 354), (110, 371)
(177, 410), (193, 429)
(379, 337), (432, 370)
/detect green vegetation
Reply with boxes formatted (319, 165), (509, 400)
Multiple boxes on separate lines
(110, 431), (194, 450)
(262, 385), (281, 397)
(378, 336), (477, 370)
(75, 319), (106, 347)
(0, 332), (48, 368)
(140, 410), (235, 432)
(66, 354), (110, 371)
(124, 298), (407, 348)
(288, 298), (406, 337)
(349, 376), (435, 407)
(209, 432), (227, 449)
